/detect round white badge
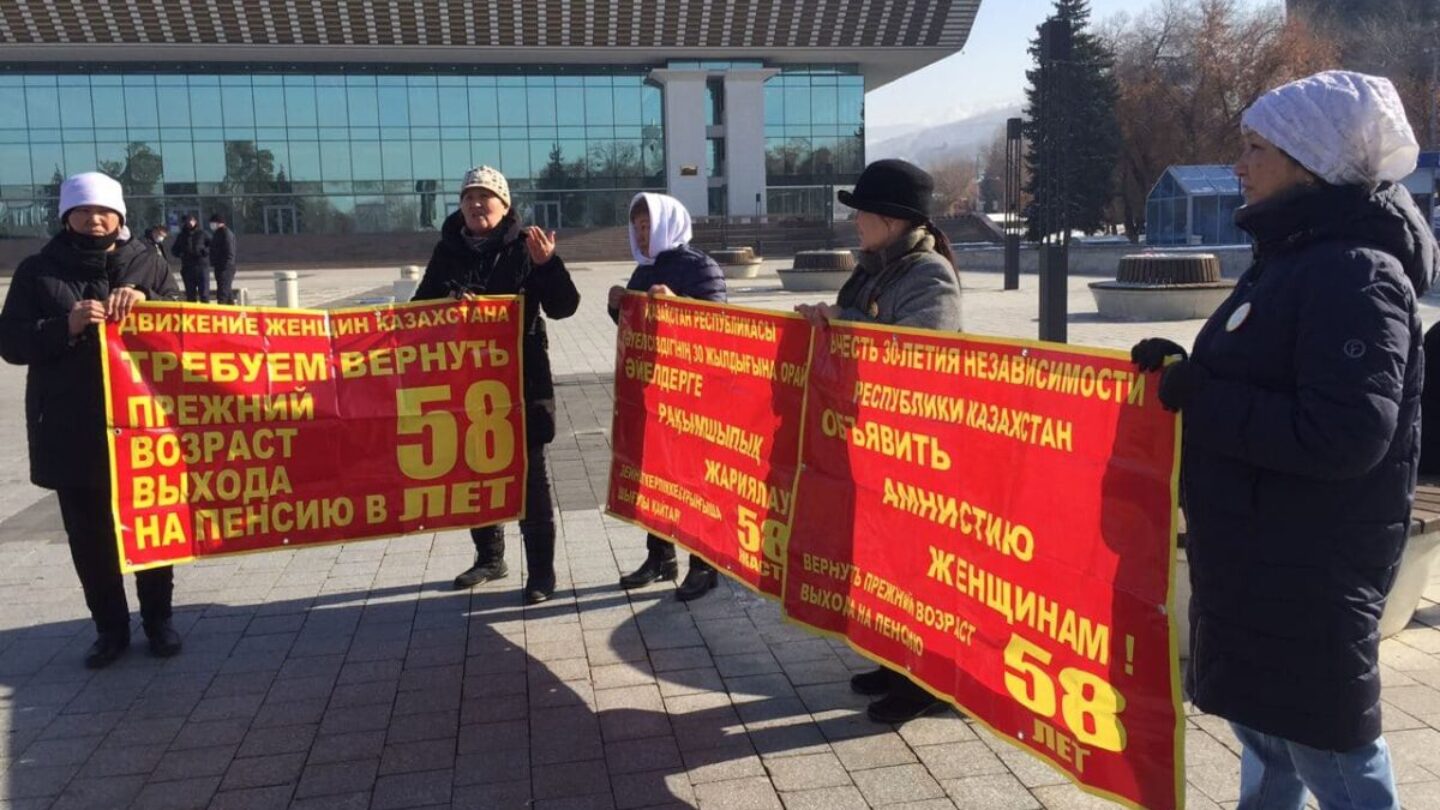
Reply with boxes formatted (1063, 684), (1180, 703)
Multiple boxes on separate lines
(1226, 302), (1252, 332)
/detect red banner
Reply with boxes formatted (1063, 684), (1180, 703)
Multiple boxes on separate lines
(102, 299), (526, 573)
(784, 323), (1181, 810)
(609, 304), (1182, 810)
(606, 295), (812, 596)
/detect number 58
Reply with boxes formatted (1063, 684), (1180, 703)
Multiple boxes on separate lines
(396, 382), (515, 480)
(1003, 633), (1128, 752)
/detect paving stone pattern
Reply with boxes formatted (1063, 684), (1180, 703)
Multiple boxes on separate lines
(2, 260), (1440, 808)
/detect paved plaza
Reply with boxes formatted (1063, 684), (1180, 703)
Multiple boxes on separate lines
(4, 258), (1440, 809)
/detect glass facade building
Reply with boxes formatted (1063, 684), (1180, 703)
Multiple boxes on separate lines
(1145, 165), (1248, 247)
(0, 63), (863, 237)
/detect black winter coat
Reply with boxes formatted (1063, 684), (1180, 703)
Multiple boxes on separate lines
(210, 227), (237, 271)
(171, 226), (210, 271)
(0, 232), (181, 490)
(1420, 321), (1440, 476)
(608, 245), (727, 323)
(1182, 182), (1437, 751)
(413, 211), (580, 432)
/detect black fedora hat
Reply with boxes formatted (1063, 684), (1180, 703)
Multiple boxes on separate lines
(837, 159), (934, 221)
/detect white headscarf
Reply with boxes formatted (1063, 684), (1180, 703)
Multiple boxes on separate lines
(628, 193), (693, 266)
(1242, 70), (1419, 188)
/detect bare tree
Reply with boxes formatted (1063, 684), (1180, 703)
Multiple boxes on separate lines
(1105, 0), (1337, 240)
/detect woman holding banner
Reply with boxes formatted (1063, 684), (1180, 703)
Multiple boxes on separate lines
(794, 158), (962, 725)
(608, 192), (728, 601)
(412, 165), (580, 605)
(0, 172), (182, 669)
(1133, 71), (1436, 808)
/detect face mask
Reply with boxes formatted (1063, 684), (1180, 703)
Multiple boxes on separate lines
(207, 223), (218, 232)
(63, 228), (120, 252)
(155, 234), (165, 243)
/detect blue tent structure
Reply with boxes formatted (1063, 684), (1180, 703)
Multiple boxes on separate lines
(1144, 165), (1248, 246)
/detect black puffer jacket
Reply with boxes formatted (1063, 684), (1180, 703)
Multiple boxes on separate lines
(0, 231), (181, 489)
(607, 244), (726, 322)
(171, 225), (210, 271)
(412, 211), (580, 438)
(1182, 182), (1437, 751)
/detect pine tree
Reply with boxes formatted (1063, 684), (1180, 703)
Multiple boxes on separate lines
(1022, 0), (1121, 241)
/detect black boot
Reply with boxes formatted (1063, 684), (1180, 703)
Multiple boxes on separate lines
(85, 631), (130, 669)
(850, 666), (894, 696)
(144, 620), (182, 658)
(675, 559), (718, 602)
(620, 556), (679, 589)
(522, 522), (557, 605)
(866, 675), (947, 724)
(456, 526), (508, 589)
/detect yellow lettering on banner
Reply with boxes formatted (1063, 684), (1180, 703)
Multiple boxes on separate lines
(339, 341), (511, 379)
(124, 393), (315, 428)
(703, 459), (793, 517)
(264, 317), (329, 337)
(119, 351), (329, 384)
(828, 332), (878, 362)
(942, 554), (1111, 666)
(880, 340), (963, 373)
(852, 381), (968, 423)
(623, 358), (705, 397)
(395, 382), (515, 481)
(365, 494), (387, 524)
(333, 316), (371, 337)
(399, 486), (446, 521)
(131, 466), (293, 508)
(963, 400), (1074, 453)
(654, 403), (764, 463)
(189, 498), (356, 542)
(119, 311), (260, 337)
(962, 350), (1148, 408)
(634, 470), (722, 520)
(650, 304), (778, 342)
(1033, 718), (1094, 774)
(393, 478), (514, 520)
(820, 410), (952, 470)
(132, 513), (188, 550)
(1005, 633), (1128, 753)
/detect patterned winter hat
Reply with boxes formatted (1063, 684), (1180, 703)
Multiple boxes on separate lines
(460, 165), (511, 208)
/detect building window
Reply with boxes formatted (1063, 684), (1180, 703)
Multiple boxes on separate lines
(0, 67), (667, 236)
(763, 66), (864, 218)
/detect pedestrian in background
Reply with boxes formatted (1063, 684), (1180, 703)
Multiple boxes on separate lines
(208, 213), (238, 305)
(412, 166), (580, 605)
(141, 223), (169, 261)
(171, 213), (211, 303)
(609, 192), (727, 602)
(0, 172), (183, 668)
(794, 158), (962, 724)
(1132, 71), (1436, 810)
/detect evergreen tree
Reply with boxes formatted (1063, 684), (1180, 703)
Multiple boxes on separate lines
(1022, 0), (1121, 241)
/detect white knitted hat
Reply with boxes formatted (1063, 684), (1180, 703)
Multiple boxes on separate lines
(59, 172), (126, 223)
(1242, 71), (1419, 188)
(460, 165), (511, 208)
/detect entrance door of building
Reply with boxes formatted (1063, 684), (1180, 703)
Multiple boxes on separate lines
(531, 201), (561, 230)
(264, 205), (298, 235)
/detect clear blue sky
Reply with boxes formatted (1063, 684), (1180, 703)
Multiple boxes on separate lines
(867, 0), (1278, 138)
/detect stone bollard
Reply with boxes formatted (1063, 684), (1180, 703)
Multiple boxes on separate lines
(393, 265), (422, 302)
(274, 271), (300, 308)
(235, 287), (250, 307)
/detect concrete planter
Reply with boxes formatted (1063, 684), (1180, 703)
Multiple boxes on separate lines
(1089, 281), (1236, 321)
(711, 248), (764, 280)
(779, 249), (856, 293)
(1380, 530), (1440, 637)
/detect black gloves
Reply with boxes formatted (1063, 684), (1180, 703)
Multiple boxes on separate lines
(1130, 338), (1188, 373)
(1158, 360), (1206, 412)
